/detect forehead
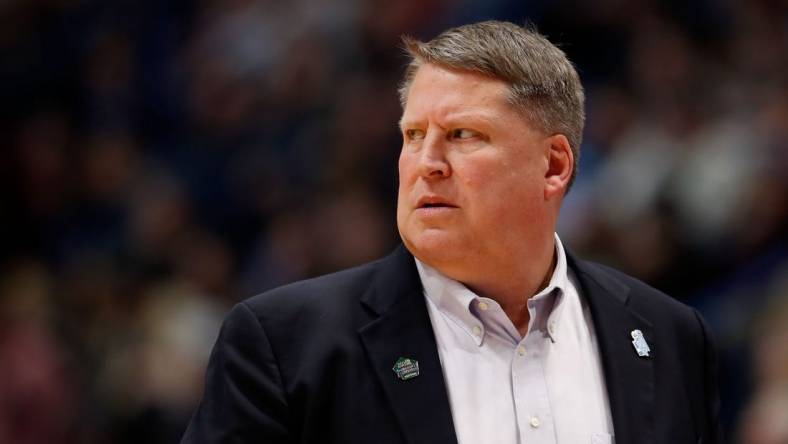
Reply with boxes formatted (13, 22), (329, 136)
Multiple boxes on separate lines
(401, 64), (513, 122)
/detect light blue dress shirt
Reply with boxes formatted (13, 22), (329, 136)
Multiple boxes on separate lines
(416, 234), (614, 444)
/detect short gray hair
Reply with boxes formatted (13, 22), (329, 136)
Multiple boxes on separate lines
(399, 20), (585, 189)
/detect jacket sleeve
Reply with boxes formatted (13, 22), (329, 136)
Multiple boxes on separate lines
(694, 309), (723, 444)
(181, 302), (292, 443)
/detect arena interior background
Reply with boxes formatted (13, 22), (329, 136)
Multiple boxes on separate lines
(1, 0), (787, 442)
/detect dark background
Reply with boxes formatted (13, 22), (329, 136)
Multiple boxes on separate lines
(1, 0), (786, 443)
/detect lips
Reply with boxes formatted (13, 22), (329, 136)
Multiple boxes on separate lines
(416, 196), (458, 209)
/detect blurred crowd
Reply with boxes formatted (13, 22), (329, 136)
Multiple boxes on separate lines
(0, 0), (786, 442)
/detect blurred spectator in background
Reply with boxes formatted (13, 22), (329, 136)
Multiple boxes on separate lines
(0, 0), (785, 442)
(737, 271), (788, 444)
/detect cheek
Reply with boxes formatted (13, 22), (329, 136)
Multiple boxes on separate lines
(457, 156), (511, 196)
(460, 156), (543, 212)
(396, 150), (415, 217)
(397, 150), (416, 184)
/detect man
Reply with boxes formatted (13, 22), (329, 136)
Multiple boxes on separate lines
(182, 21), (721, 444)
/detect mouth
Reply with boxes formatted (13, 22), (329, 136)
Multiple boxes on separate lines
(416, 196), (458, 210)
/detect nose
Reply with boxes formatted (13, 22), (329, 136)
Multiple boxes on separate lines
(418, 133), (451, 178)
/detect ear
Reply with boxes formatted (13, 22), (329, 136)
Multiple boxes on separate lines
(544, 134), (574, 200)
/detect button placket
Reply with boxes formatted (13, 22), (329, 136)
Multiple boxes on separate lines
(514, 332), (556, 443)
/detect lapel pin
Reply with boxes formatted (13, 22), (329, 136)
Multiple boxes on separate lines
(392, 357), (420, 381)
(630, 329), (651, 358)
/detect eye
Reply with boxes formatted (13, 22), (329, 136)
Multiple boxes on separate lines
(450, 128), (479, 140)
(404, 128), (425, 141)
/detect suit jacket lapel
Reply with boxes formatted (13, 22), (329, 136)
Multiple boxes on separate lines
(567, 252), (656, 444)
(358, 246), (458, 444)
(357, 245), (656, 444)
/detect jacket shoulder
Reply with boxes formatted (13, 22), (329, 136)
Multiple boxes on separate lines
(574, 259), (700, 327)
(238, 257), (387, 332)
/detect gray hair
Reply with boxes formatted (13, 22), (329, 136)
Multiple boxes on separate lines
(398, 20), (585, 189)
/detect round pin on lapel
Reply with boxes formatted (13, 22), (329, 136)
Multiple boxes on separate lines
(392, 357), (420, 381)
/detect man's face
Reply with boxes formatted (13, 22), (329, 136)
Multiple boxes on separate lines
(396, 64), (553, 276)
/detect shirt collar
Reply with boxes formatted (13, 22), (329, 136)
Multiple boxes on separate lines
(416, 233), (571, 345)
(416, 257), (486, 345)
(529, 233), (570, 342)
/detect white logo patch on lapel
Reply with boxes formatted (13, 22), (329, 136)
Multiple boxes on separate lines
(630, 329), (651, 358)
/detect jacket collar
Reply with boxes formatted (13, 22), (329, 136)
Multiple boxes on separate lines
(358, 245), (458, 444)
(567, 249), (656, 444)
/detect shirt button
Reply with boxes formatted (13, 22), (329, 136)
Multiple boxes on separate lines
(548, 321), (557, 336)
(530, 416), (540, 428)
(477, 301), (489, 311)
(517, 346), (527, 356)
(472, 325), (482, 336)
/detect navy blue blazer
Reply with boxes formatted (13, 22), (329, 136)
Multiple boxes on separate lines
(182, 245), (721, 443)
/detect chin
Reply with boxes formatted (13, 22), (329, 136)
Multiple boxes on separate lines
(400, 228), (466, 267)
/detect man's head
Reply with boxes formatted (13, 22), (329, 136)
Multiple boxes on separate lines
(398, 21), (585, 187)
(396, 21), (584, 284)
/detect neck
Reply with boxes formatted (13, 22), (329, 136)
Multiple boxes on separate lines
(462, 236), (558, 335)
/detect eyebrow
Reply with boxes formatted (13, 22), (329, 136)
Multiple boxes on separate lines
(397, 117), (410, 132)
(398, 111), (498, 132)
